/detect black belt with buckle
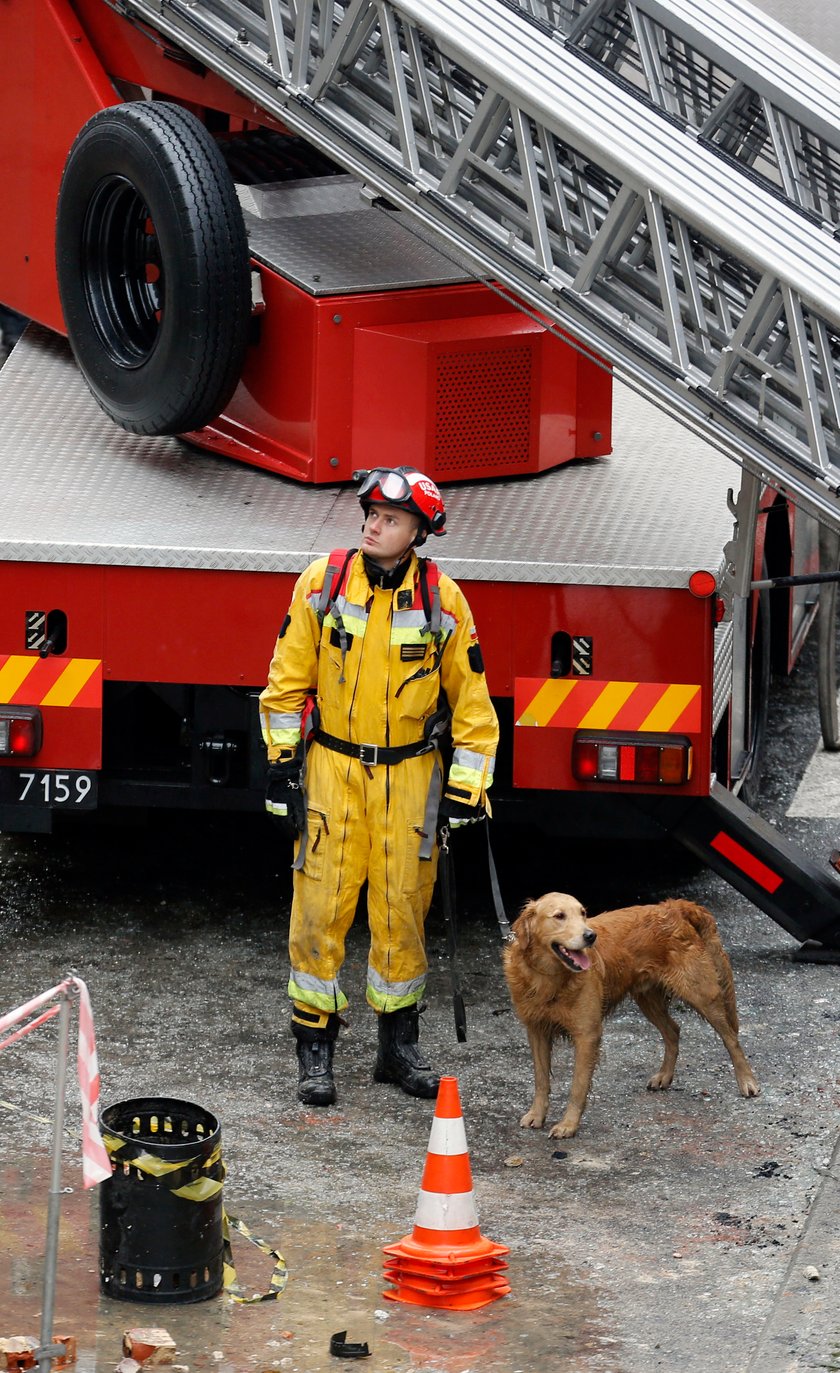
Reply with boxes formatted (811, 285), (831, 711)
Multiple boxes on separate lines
(313, 729), (434, 766)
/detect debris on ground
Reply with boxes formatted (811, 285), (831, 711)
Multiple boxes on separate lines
(0, 1336), (76, 1371)
(52, 1337), (77, 1369)
(0, 1337), (37, 1371)
(122, 1331), (177, 1367)
(328, 1331), (372, 1359)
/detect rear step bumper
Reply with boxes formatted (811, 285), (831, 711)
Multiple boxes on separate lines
(632, 780), (840, 960)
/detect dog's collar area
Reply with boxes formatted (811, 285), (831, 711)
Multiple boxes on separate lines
(551, 941), (591, 972)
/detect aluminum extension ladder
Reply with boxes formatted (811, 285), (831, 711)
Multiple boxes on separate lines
(116, 0), (840, 525)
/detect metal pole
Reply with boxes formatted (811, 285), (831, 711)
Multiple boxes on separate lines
(727, 470), (761, 773)
(817, 522), (840, 750)
(38, 990), (72, 1373)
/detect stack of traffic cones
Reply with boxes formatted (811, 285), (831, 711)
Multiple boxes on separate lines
(383, 1076), (510, 1310)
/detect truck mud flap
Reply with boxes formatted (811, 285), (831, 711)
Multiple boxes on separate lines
(630, 781), (840, 960)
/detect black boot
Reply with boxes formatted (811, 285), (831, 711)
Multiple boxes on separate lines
(373, 1005), (439, 1099)
(292, 1012), (339, 1106)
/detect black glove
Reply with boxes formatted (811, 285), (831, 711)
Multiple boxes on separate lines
(266, 759), (306, 836)
(437, 797), (486, 831)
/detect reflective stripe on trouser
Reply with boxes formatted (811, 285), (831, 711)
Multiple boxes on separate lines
(287, 742), (440, 1014)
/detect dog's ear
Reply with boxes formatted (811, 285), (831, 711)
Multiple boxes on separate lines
(512, 899), (537, 951)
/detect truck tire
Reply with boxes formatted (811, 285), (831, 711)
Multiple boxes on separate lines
(56, 102), (251, 436)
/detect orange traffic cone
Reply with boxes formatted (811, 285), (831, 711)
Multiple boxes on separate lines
(383, 1076), (510, 1310)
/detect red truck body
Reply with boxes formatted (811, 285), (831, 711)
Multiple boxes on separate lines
(2, 0), (838, 953)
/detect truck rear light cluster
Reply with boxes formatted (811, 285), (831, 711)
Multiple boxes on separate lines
(573, 732), (692, 785)
(0, 705), (43, 757)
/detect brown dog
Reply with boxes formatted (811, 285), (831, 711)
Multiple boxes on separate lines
(503, 893), (759, 1139)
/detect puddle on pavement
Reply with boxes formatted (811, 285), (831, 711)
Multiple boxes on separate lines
(0, 1152), (600, 1373)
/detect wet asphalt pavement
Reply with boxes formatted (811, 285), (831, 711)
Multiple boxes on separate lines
(1, 636), (839, 1373)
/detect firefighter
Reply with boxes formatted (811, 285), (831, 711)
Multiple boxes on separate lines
(259, 467), (498, 1106)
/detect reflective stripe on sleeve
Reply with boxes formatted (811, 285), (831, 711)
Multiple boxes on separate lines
(261, 710), (302, 750)
(448, 752), (495, 804)
(452, 748), (495, 778)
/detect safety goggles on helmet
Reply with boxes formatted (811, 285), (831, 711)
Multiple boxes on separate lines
(357, 469), (413, 505)
(355, 466), (446, 537)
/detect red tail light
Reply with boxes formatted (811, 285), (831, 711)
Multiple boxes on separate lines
(0, 706), (43, 757)
(572, 732), (692, 785)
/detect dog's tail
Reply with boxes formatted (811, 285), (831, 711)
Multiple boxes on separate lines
(680, 901), (739, 1032)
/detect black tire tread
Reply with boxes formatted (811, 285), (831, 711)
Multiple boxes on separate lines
(56, 101), (251, 436)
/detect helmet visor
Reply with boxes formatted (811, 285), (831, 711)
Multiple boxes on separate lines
(357, 469), (412, 504)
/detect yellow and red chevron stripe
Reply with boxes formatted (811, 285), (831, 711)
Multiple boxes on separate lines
(515, 678), (702, 733)
(0, 655), (102, 709)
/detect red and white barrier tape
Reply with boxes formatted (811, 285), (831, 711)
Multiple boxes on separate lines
(0, 977), (112, 1188)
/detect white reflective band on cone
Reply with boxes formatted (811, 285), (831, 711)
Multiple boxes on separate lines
(427, 1115), (468, 1156)
(414, 1188), (479, 1231)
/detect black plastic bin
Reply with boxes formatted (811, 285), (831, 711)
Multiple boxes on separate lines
(99, 1097), (225, 1303)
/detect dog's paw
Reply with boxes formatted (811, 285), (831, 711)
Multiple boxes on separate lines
(738, 1073), (760, 1098)
(548, 1119), (579, 1139)
(646, 1071), (674, 1091)
(519, 1109), (546, 1129)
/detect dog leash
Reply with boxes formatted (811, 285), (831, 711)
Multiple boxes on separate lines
(486, 825), (515, 943)
(437, 824), (514, 1042)
(438, 825), (468, 1043)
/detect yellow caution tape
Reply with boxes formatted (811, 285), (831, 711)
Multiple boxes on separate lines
(101, 1133), (225, 1195)
(101, 1131), (287, 1303)
(223, 1211), (289, 1304)
(173, 1174), (223, 1202)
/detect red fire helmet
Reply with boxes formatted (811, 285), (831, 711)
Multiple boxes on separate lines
(356, 466), (447, 538)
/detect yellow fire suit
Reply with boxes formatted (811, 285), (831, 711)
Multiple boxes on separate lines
(259, 549), (498, 1015)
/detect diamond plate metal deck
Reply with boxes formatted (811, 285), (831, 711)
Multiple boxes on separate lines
(0, 328), (736, 587)
(243, 191), (472, 295)
(237, 174), (369, 220)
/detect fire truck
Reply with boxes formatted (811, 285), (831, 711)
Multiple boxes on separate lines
(2, 0), (840, 955)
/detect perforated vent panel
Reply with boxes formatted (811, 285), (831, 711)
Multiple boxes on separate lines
(434, 346), (534, 478)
